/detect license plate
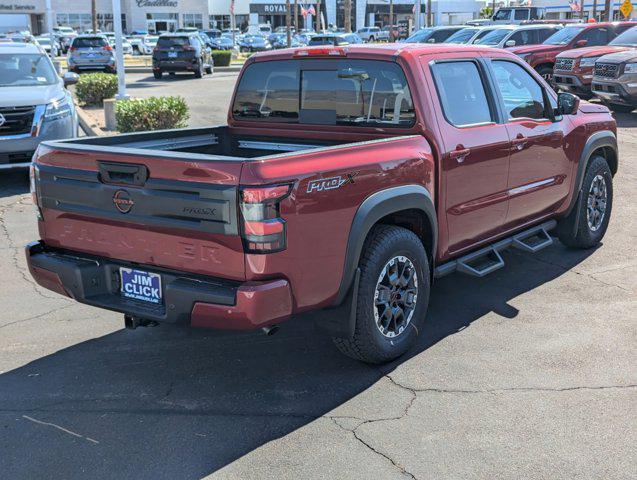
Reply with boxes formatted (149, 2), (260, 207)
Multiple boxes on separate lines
(120, 267), (162, 304)
(86, 53), (95, 58)
(168, 51), (178, 58)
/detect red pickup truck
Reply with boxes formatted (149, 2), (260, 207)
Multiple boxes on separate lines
(27, 44), (618, 364)
(509, 21), (636, 81)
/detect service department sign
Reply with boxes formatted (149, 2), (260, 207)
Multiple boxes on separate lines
(136, 0), (178, 7)
(0, 4), (37, 11)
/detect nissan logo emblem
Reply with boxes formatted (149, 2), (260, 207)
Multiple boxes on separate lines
(113, 189), (134, 214)
(0, 113), (5, 128)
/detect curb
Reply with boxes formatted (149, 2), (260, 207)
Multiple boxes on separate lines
(75, 102), (107, 137)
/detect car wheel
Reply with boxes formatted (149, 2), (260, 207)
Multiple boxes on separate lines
(608, 104), (634, 113)
(369, 36), (375, 42)
(205, 64), (213, 74)
(556, 155), (613, 249)
(536, 65), (554, 84)
(153, 70), (162, 80)
(332, 225), (430, 364)
(194, 60), (204, 78)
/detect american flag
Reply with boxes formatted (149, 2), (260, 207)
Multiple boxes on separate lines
(230, 0), (235, 15)
(569, 0), (582, 12)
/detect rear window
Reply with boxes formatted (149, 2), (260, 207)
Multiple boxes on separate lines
(232, 59), (416, 128)
(157, 36), (190, 48)
(73, 37), (107, 48)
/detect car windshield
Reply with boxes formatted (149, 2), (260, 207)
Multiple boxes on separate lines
(477, 28), (513, 45)
(233, 59), (415, 128)
(544, 26), (585, 45)
(157, 36), (190, 47)
(73, 37), (107, 48)
(444, 28), (479, 43)
(0, 53), (58, 87)
(37, 38), (51, 45)
(609, 26), (637, 46)
(405, 28), (434, 42)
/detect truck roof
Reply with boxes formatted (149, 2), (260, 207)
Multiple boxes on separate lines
(248, 43), (499, 62)
(0, 42), (42, 54)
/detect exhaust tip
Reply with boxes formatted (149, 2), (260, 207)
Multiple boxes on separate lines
(262, 325), (279, 336)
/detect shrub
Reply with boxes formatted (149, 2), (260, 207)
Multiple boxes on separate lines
(211, 50), (232, 67)
(74, 73), (118, 106)
(115, 96), (189, 133)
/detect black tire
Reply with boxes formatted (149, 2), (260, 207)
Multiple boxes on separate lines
(369, 36), (375, 42)
(332, 225), (430, 364)
(205, 64), (213, 74)
(536, 65), (554, 84)
(194, 61), (204, 78)
(153, 70), (162, 80)
(608, 103), (634, 113)
(557, 156), (613, 249)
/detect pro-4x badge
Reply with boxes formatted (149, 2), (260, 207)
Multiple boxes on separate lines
(307, 172), (359, 193)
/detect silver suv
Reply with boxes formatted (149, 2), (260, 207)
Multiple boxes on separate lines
(0, 43), (79, 170)
(67, 34), (116, 73)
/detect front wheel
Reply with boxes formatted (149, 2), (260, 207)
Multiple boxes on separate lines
(194, 60), (204, 78)
(557, 155), (613, 249)
(332, 225), (430, 364)
(205, 64), (213, 74)
(536, 65), (554, 85)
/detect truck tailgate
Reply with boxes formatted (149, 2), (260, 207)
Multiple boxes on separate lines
(34, 146), (246, 281)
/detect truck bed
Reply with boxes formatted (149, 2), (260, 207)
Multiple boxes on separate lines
(46, 126), (361, 161)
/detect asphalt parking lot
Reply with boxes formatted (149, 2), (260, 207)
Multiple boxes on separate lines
(0, 72), (635, 479)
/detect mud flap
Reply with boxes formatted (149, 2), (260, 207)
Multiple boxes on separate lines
(314, 268), (360, 339)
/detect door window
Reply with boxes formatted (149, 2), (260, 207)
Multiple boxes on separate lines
(431, 61), (494, 127)
(514, 9), (529, 20)
(578, 27), (609, 46)
(537, 28), (556, 43)
(492, 61), (547, 121)
(508, 29), (538, 46)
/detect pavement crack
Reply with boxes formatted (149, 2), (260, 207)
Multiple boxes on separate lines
(21, 414), (99, 444)
(0, 304), (75, 331)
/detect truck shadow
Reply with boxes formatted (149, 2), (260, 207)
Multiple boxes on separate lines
(0, 170), (29, 199)
(0, 241), (596, 479)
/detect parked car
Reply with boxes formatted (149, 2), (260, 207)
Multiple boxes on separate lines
(296, 32), (315, 45)
(470, 6), (547, 25)
(357, 27), (382, 42)
(0, 43), (78, 170)
(308, 33), (351, 46)
(35, 36), (59, 57)
(403, 26), (465, 44)
(176, 27), (200, 34)
(270, 33), (303, 49)
(26, 44), (618, 365)
(509, 21), (637, 81)
(108, 36), (133, 55)
(52, 26), (76, 53)
(152, 33), (213, 79)
(138, 35), (159, 55)
(592, 50), (637, 112)
(238, 34), (272, 52)
(212, 35), (235, 50)
(475, 24), (562, 49)
(443, 26), (501, 44)
(202, 29), (222, 40)
(554, 26), (637, 98)
(126, 35), (143, 54)
(67, 35), (116, 73)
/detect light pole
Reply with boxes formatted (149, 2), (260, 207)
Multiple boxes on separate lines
(286, 0), (292, 47)
(111, 0), (128, 100)
(45, 0), (53, 35)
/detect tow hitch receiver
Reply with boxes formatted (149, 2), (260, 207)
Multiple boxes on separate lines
(124, 315), (159, 329)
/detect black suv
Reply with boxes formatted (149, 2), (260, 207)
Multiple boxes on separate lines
(152, 33), (213, 79)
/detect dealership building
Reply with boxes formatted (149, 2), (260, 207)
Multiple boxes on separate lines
(0, 0), (488, 34)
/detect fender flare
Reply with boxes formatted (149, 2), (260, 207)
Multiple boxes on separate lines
(564, 130), (617, 217)
(332, 184), (437, 306)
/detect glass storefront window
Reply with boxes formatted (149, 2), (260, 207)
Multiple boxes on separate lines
(182, 13), (203, 29)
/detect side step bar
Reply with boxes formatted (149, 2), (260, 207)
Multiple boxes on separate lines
(434, 220), (557, 279)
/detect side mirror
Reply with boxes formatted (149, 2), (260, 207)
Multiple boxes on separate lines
(505, 39), (516, 47)
(575, 39), (588, 48)
(556, 92), (579, 115)
(63, 71), (79, 87)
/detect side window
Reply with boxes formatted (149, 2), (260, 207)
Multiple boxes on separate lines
(537, 28), (555, 43)
(509, 29), (535, 46)
(514, 9), (529, 20)
(431, 61), (494, 127)
(492, 61), (547, 121)
(579, 28), (608, 46)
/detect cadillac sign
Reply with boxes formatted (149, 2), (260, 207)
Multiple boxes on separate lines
(136, 0), (178, 7)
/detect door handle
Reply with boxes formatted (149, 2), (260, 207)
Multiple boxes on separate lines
(450, 147), (471, 163)
(511, 134), (527, 151)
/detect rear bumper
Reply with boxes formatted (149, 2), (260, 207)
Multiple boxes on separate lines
(25, 242), (293, 330)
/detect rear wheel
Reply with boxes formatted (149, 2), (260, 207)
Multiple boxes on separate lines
(153, 70), (162, 80)
(205, 64), (213, 74)
(557, 155), (613, 249)
(332, 225), (430, 364)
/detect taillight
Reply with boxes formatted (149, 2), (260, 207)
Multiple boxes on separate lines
(69, 46), (76, 52)
(29, 163), (43, 220)
(239, 184), (292, 253)
(103, 45), (113, 51)
(294, 47), (345, 57)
